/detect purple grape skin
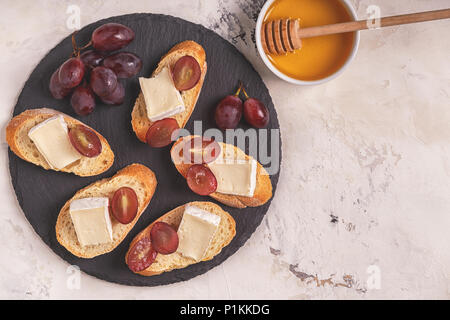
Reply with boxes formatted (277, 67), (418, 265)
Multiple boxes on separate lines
(214, 95), (243, 130)
(90, 66), (118, 97)
(243, 98), (270, 128)
(71, 86), (96, 116)
(49, 68), (72, 99)
(92, 23), (135, 52)
(102, 52), (142, 78)
(58, 57), (85, 89)
(100, 81), (125, 105)
(80, 50), (105, 69)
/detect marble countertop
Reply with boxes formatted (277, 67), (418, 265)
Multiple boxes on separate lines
(1, 0), (449, 299)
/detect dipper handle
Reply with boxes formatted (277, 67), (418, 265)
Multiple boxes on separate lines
(262, 8), (450, 55)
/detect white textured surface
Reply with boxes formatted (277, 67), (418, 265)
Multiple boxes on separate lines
(1, 0), (449, 299)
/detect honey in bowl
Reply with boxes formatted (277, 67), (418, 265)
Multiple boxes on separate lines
(263, 0), (356, 81)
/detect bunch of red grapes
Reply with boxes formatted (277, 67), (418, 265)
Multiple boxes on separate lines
(49, 23), (142, 116)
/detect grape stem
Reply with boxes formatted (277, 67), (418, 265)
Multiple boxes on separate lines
(240, 82), (250, 100)
(78, 40), (93, 51)
(71, 32), (79, 57)
(234, 81), (243, 97)
(71, 31), (92, 58)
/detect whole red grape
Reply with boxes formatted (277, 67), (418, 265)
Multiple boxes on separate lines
(92, 23), (135, 52)
(102, 52), (142, 78)
(90, 66), (117, 97)
(243, 98), (269, 128)
(49, 68), (72, 99)
(100, 81), (125, 105)
(80, 50), (105, 69)
(58, 57), (85, 89)
(214, 95), (243, 130)
(70, 85), (96, 116)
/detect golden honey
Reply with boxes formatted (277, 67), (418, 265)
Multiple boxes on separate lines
(263, 0), (355, 81)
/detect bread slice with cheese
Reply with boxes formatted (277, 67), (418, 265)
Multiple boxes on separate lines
(170, 136), (273, 208)
(6, 108), (114, 177)
(126, 201), (236, 276)
(56, 163), (157, 258)
(131, 40), (207, 142)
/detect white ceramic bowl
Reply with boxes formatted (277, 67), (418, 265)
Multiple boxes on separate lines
(255, 0), (360, 85)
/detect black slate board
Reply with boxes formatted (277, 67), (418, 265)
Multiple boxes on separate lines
(8, 13), (281, 286)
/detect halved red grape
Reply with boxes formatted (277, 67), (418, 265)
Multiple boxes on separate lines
(90, 66), (117, 97)
(214, 95), (243, 130)
(68, 124), (102, 157)
(103, 52), (142, 78)
(49, 68), (72, 99)
(111, 187), (139, 224)
(70, 86), (95, 116)
(182, 137), (221, 164)
(100, 81), (125, 105)
(150, 222), (179, 255)
(186, 164), (217, 196)
(80, 50), (105, 69)
(58, 57), (85, 89)
(172, 56), (201, 91)
(243, 97), (269, 128)
(126, 236), (157, 272)
(145, 118), (180, 148)
(92, 23), (135, 52)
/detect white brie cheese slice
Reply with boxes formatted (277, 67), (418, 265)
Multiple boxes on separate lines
(28, 115), (81, 170)
(139, 67), (185, 122)
(176, 205), (221, 261)
(208, 157), (257, 197)
(69, 197), (113, 247)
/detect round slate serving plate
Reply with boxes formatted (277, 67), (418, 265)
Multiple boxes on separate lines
(9, 13), (281, 286)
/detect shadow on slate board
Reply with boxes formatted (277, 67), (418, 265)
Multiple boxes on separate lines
(8, 13), (281, 286)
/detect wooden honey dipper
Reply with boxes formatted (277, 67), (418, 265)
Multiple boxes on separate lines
(262, 8), (450, 55)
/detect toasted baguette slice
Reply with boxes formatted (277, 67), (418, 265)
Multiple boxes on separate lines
(131, 40), (207, 142)
(170, 136), (273, 208)
(126, 201), (236, 276)
(56, 163), (157, 258)
(6, 108), (114, 177)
